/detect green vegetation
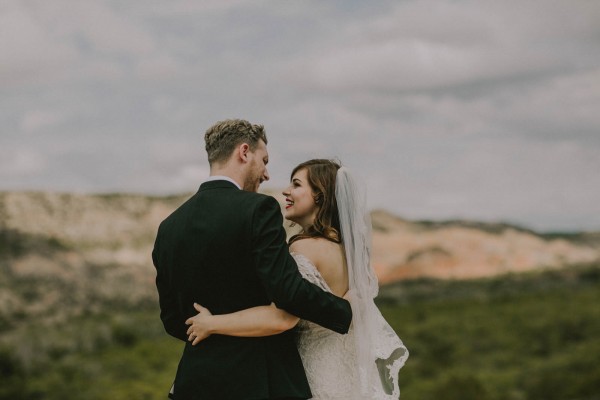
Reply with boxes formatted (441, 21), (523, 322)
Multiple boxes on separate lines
(0, 229), (67, 260)
(0, 264), (598, 399)
(1, 311), (181, 400)
(378, 263), (600, 400)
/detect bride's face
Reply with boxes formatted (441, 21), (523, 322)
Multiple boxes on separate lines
(282, 168), (319, 228)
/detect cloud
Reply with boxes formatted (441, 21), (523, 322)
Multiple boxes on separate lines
(0, 148), (46, 177)
(496, 68), (600, 143)
(20, 109), (69, 133)
(0, 1), (78, 85)
(28, 1), (156, 56)
(290, 0), (600, 94)
(1, 0), (599, 231)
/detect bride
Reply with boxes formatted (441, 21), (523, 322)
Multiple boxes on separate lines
(186, 159), (408, 399)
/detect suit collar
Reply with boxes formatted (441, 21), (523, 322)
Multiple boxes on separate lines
(198, 180), (240, 192)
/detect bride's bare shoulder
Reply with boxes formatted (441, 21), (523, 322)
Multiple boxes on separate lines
(290, 238), (345, 273)
(289, 238), (344, 266)
(290, 237), (348, 296)
(289, 237), (317, 258)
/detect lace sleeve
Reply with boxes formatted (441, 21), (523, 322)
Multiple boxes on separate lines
(291, 252), (331, 293)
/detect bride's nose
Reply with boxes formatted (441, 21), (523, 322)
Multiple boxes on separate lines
(282, 186), (290, 196)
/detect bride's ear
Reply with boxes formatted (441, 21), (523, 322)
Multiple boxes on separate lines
(314, 192), (323, 205)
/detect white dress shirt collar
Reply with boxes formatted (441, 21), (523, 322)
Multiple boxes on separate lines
(205, 175), (241, 190)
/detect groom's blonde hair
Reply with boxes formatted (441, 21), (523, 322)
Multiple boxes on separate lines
(204, 119), (268, 166)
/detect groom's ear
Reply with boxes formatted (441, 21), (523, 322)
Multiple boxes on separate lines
(237, 143), (251, 163)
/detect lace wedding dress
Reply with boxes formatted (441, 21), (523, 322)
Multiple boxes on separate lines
(293, 252), (408, 400)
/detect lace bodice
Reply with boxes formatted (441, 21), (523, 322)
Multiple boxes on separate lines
(292, 253), (408, 399)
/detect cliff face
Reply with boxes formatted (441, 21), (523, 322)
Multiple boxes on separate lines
(0, 191), (188, 329)
(370, 210), (600, 283)
(1, 191), (598, 329)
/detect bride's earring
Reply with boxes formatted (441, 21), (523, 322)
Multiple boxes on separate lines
(314, 193), (323, 205)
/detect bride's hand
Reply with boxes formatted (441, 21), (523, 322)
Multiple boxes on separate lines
(185, 303), (213, 345)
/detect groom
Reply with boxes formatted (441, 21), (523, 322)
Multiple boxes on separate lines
(152, 119), (352, 399)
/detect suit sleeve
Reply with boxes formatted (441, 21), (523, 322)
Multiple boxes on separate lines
(153, 229), (188, 342)
(251, 196), (352, 334)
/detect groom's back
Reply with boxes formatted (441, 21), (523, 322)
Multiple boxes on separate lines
(163, 185), (269, 314)
(153, 181), (309, 399)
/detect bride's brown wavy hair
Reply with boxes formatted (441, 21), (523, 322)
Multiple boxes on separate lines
(288, 159), (342, 245)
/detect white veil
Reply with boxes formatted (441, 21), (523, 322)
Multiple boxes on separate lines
(336, 167), (409, 398)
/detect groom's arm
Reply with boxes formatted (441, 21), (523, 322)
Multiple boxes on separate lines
(251, 196), (352, 334)
(153, 230), (188, 342)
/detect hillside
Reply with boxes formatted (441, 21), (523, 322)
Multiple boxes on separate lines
(1, 191), (598, 287)
(370, 209), (600, 283)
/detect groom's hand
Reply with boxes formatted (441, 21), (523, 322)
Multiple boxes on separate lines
(185, 303), (213, 345)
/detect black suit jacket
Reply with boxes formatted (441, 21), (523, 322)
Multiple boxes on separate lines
(152, 180), (352, 400)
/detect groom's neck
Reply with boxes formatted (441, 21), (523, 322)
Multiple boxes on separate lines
(210, 165), (244, 188)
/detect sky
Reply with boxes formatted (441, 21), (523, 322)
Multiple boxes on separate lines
(2, 0), (600, 232)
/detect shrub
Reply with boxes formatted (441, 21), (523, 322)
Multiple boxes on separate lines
(111, 323), (139, 348)
(430, 374), (489, 400)
(0, 346), (27, 398)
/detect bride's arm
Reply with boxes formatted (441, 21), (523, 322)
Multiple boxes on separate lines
(185, 303), (300, 345)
